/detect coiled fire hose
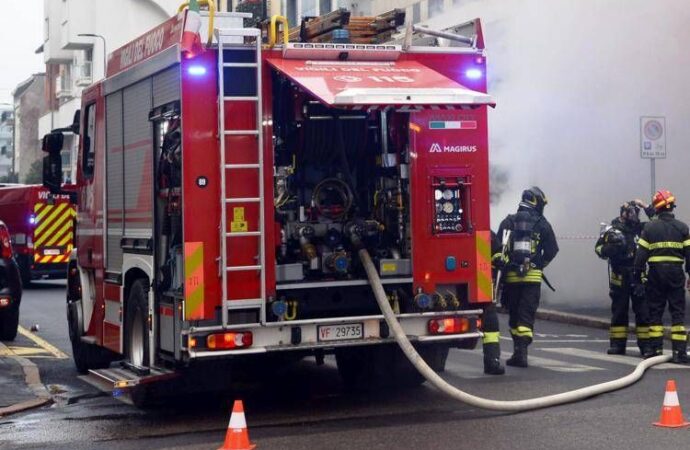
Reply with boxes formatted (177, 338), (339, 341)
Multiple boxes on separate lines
(359, 248), (671, 412)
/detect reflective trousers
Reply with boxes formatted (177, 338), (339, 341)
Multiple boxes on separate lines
(646, 263), (687, 352)
(503, 283), (541, 346)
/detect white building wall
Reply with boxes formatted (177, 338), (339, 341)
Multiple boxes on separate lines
(422, 0), (690, 307)
(40, 0), (182, 181)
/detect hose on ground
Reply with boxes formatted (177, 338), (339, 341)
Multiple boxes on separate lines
(359, 248), (672, 412)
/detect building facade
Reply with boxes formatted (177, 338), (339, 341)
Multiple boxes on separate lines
(13, 75), (47, 183)
(38, 0), (182, 182)
(0, 104), (13, 178)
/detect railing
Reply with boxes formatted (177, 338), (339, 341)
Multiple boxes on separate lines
(75, 61), (92, 86)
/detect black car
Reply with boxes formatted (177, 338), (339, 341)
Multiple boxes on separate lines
(0, 220), (22, 341)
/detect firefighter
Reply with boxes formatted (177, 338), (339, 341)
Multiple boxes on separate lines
(634, 190), (690, 363)
(595, 200), (652, 356)
(496, 187), (559, 367)
(481, 231), (505, 375)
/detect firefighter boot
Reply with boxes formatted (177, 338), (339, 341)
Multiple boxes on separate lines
(483, 343), (505, 375)
(643, 338), (663, 359)
(606, 338), (627, 355)
(506, 338), (528, 368)
(637, 339), (651, 358)
(672, 340), (690, 365)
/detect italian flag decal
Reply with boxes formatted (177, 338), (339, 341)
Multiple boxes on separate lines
(181, 0), (203, 56)
(429, 120), (477, 130)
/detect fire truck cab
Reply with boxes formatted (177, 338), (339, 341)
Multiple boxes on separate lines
(42, 9), (495, 395)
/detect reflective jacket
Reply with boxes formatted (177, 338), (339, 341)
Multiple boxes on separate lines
(498, 206), (559, 284)
(634, 211), (690, 274)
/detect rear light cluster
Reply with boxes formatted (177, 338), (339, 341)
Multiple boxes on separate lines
(204, 331), (253, 350)
(0, 297), (10, 308)
(0, 225), (13, 259)
(428, 317), (470, 335)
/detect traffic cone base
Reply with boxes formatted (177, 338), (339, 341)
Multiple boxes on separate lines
(219, 400), (256, 450)
(653, 380), (690, 428)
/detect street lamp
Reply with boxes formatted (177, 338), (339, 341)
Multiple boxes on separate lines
(77, 33), (107, 78)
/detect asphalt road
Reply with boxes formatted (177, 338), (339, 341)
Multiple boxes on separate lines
(2, 282), (690, 450)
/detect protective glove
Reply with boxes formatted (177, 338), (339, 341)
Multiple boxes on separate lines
(632, 282), (646, 298)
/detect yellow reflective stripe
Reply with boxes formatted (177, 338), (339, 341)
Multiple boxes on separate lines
(637, 239), (650, 249)
(648, 256), (684, 263)
(595, 245), (603, 254)
(648, 241), (684, 250)
(636, 326), (649, 339)
(649, 325), (664, 338)
(505, 269), (543, 284)
(610, 326), (628, 332)
(684, 240), (690, 247)
(672, 334), (688, 342)
(609, 326), (628, 339)
(671, 325), (686, 333)
(610, 333), (627, 339)
(482, 331), (500, 344)
(514, 326), (533, 337)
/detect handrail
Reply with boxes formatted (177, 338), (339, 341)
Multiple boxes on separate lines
(269, 15), (289, 47)
(177, 0), (216, 46)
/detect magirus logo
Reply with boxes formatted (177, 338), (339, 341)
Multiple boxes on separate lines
(429, 142), (478, 153)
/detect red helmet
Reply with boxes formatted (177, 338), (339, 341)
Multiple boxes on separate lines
(652, 190), (676, 212)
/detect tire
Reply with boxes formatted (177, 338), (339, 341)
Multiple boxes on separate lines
(456, 337), (479, 350)
(336, 344), (435, 390)
(0, 306), (19, 341)
(18, 257), (31, 287)
(124, 279), (150, 368)
(67, 300), (112, 374)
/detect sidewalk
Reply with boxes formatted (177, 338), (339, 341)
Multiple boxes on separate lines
(0, 341), (52, 417)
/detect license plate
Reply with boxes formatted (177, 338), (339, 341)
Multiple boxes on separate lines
(317, 323), (364, 342)
(43, 249), (61, 256)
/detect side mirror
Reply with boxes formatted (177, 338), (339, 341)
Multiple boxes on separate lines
(71, 110), (81, 135)
(42, 132), (64, 154)
(42, 152), (63, 194)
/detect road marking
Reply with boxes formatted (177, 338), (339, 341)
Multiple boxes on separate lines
(6, 346), (50, 357)
(17, 326), (69, 359)
(449, 349), (603, 375)
(501, 336), (612, 343)
(540, 347), (690, 370)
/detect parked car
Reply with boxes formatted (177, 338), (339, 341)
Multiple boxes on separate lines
(0, 220), (22, 341)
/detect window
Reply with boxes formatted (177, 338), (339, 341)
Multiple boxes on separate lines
(428, 0), (444, 18)
(82, 103), (96, 178)
(412, 3), (421, 24)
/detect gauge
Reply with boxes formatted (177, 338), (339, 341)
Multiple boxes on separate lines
(442, 189), (454, 200)
(442, 202), (454, 214)
(434, 189), (443, 201)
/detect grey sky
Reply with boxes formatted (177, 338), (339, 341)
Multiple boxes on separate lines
(0, 0), (44, 104)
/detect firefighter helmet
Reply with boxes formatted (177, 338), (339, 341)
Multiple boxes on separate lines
(520, 186), (548, 214)
(652, 190), (676, 212)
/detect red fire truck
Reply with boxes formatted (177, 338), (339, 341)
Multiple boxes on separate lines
(42, 8), (495, 398)
(0, 184), (76, 284)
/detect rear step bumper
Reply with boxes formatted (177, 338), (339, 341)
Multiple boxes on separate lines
(185, 310), (483, 359)
(89, 364), (178, 389)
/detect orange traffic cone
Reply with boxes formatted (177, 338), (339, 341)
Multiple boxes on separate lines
(654, 380), (690, 428)
(219, 400), (256, 450)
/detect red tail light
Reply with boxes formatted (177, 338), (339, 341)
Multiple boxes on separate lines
(0, 225), (13, 259)
(428, 317), (470, 335)
(206, 332), (253, 350)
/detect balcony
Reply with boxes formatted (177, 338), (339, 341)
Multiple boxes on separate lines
(75, 61), (93, 86)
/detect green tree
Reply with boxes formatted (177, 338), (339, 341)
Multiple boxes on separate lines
(24, 160), (43, 184)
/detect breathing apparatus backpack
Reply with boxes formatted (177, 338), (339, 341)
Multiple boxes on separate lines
(508, 211), (540, 276)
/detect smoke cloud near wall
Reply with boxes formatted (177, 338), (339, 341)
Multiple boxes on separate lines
(425, 0), (690, 308)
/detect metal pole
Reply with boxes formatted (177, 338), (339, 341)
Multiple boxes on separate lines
(651, 158), (656, 197)
(78, 34), (107, 78)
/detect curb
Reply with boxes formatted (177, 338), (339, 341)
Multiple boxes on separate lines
(0, 341), (52, 417)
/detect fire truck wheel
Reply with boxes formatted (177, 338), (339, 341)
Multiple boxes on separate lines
(0, 305), (19, 341)
(456, 337), (479, 350)
(68, 301), (112, 374)
(125, 279), (150, 368)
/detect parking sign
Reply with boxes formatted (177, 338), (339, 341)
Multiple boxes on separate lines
(640, 116), (666, 159)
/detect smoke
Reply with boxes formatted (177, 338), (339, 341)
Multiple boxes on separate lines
(424, 0), (690, 308)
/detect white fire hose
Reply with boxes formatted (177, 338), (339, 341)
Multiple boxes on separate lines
(359, 248), (672, 412)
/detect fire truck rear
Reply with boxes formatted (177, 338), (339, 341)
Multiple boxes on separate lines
(0, 184), (75, 284)
(42, 8), (494, 398)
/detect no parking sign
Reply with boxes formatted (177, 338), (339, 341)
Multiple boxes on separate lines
(640, 116), (666, 159)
